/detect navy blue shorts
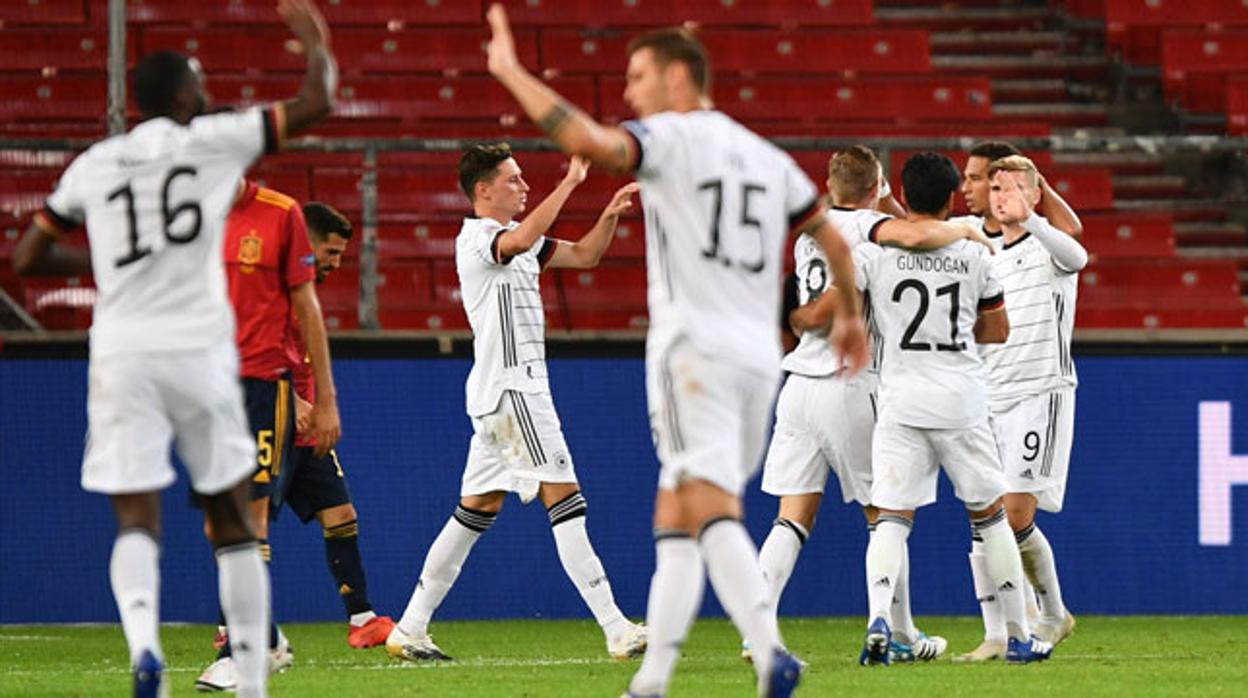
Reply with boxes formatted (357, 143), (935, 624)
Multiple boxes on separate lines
(271, 446), (353, 523)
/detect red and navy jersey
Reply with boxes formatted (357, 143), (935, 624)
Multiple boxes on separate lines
(225, 181), (315, 381)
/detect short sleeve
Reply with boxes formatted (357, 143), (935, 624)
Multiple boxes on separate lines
(783, 155), (821, 233)
(283, 206), (317, 290)
(620, 113), (680, 177)
(978, 250), (1005, 310)
(851, 242), (878, 293)
(189, 105), (283, 167)
(37, 157), (88, 235)
(462, 219), (510, 266)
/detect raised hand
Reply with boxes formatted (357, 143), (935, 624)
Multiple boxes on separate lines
(563, 155), (591, 187)
(278, 0), (331, 49)
(603, 183), (640, 218)
(486, 3), (521, 76)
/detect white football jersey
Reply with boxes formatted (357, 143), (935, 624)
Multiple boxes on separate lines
(855, 238), (1004, 429)
(622, 110), (820, 375)
(979, 226), (1080, 410)
(782, 207), (890, 377)
(42, 108), (277, 357)
(457, 216), (556, 417)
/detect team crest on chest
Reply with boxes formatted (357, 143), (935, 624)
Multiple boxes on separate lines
(238, 231), (263, 271)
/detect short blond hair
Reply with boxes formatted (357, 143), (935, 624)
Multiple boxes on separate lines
(827, 145), (881, 205)
(988, 154), (1040, 188)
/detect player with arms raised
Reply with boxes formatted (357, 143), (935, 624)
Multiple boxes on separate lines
(484, 7), (988, 695)
(11, 1), (336, 695)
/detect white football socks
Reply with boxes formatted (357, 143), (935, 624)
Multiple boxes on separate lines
(758, 518), (807, 610)
(629, 533), (704, 697)
(217, 541), (270, 698)
(699, 518), (780, 681)
(549, 500), (627, 640)
(110, 529), (162, 667)
(891, 539), (920, 644)
(1016, 523), (1068, 623)
(398, 506), (494, 637)
(865, 516), (910, 627)
(969, 543), (1008, 643)
(973, 511), (1030, 642)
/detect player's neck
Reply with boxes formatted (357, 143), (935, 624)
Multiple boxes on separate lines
(980, 214), (1003, 233)
(1002, 222), (1027, 242)
(473, 205), (513, 226)
(905, 213), (945, 225)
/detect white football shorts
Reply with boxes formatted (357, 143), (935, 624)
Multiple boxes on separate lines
(462, 390), (576, 503)
(761, 371), (877, 505)
(870, 415), (1007, 512)
(990, 387), (1075, 513)
(82, 341), (256, 496)
(648, 336), (779, 497)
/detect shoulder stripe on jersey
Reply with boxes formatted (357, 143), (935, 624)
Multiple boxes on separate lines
(619, 121), (645, 172)
(490, 229), (518, 265)
(261, 104), (287, 154)
(537, 238), (557, 268)
(34, 204), (78, 236)
(254, 188), (296, 211)
(978, 292), (1005, 311)
(866, 216), (890, 244)
(787, 197), (823, 233)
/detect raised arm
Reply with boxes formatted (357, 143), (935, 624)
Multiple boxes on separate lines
(497, 156), (588, 260)
(486, 4), (636, 173)
(547, 183), (639, 270)
(801, 216), (869, 374)
(1037, 172), (1083, 238)
(276, 0), (338, 138)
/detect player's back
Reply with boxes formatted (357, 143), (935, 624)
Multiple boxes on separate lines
(625, 110), (820, 375)
(856, 238), (1003, 428)
(783, 207), (889, 377)
(49, 109), (272, 356)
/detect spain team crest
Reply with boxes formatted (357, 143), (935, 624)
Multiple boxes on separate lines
(238, 232), (263, 266)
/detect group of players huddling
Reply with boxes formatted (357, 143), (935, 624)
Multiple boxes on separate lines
(13, 2), (1087, 696)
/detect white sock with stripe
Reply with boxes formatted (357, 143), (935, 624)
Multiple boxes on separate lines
(699, 518), (780, 681)
(973, 509), (1030, 642)
(1016, 523), (1068, 623)
(548, 493), (628, 640)
(758, 517), (807, 609)
(629, 531), (704, 697)
(970, 533), (1008, 643)
(398, 506), (495, 637)
(110, 529), (162, 666)
(217, 540), (270, 697)
(865, 516), (910, 627)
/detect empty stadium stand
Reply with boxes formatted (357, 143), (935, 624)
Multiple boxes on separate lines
(1, 0), (1245, 333)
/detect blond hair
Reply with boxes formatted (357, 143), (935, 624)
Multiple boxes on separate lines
(987, 154), (1040, 188)
(827, 145), (881, 205)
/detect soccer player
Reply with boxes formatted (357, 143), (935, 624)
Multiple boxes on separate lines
(195, 179), (342, 692)
(853, 152), (1052, 666)
(9, 1), (337, 695)
(277, 202), (396, 649)
(954, 142), (1084, 662)
(756, 145), (964, 665)
(386, 146), (646, 662)
(967, 156), (1085, 658)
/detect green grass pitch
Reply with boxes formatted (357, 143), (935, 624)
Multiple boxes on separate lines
(2, 616), (1246, 696)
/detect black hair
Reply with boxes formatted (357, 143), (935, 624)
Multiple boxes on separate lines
(303, 202), (353, 241)
(968, 140), (1022, 162)
(132, 51), (197, 118)
(901, 152), (961, 216)
(458, 143), (514, 202)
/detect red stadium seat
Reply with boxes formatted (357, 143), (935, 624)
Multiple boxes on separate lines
(1045, 168), (1115, 212)
(0, 76), (108, 123)
(540, 29), (930, 75)
(558, 262), (647, 331)
(317, 262), (359, 331)
(0, 0), (87, 26)
(1105, 0), (1248, 65)
(248, 167), (312, 204)
(120, 0), (480, 26)
(1077, 304), (1248, 329)
(1079, 259), (1242, 304)
(0, 171), (59, 224)
(1079, 213), (1175, 259)
(1161, 30), (1248, 113)
(600, 76), (993, 124)
(1228, 77), (1248, 135)
(499, 0), (874, 28)
(378, 259), (433, 306)
(0, 30), (132, 72)
(142, 28), (539, 75)
(376, 221), (459, 260)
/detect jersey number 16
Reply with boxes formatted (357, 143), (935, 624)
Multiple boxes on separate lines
(107, 166), (203, 269)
